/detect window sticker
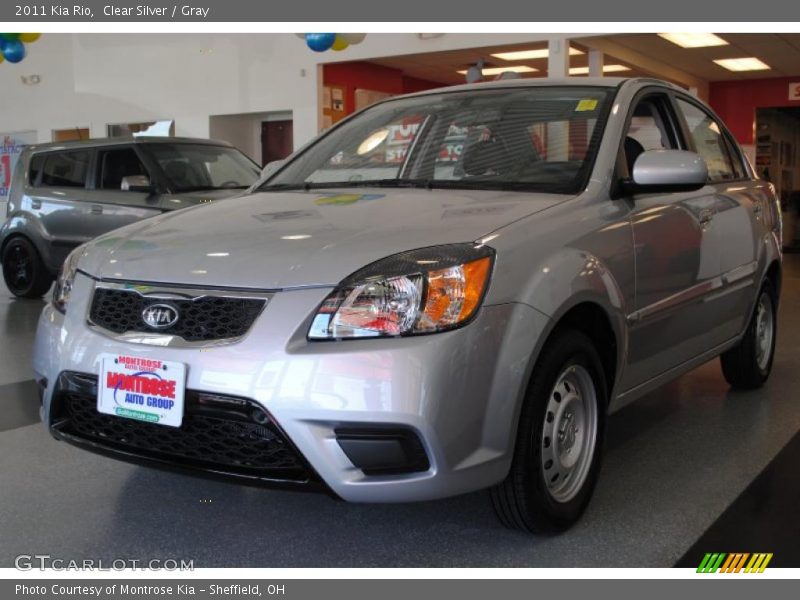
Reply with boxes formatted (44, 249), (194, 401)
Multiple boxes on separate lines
(575, 99), (599, 112)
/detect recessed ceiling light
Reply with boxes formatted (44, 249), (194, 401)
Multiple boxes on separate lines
(658, 33), (728, 48)
(490, 47), (583, 61)
(569, 64), (631, 75)
(713, 57), (771, 72)
(457, 65), (538, 76)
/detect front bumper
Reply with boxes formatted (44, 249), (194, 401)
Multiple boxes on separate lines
(34, 273), (549, 502)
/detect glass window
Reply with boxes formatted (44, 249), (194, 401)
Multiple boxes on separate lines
(40, 151), (89, 188)
(143, 143), (260, 193)
(29, 154), (45, 185)
(265, 87), (614, 195)
(97, 147), (149, 190)
(676, 98), (736, 182)
(627, 101), (675, 151)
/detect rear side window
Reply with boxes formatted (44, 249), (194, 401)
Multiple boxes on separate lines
(97, 147), (148, 190)
(40, 151), (90, 188)
(676, 98), (737, 182)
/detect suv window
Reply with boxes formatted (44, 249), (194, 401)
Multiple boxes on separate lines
(40, 151), (90, 188)
(144, 143), (260, 192)
(97, 147), (148, 190)
(28, 154), (45, 185)
(676, 98), (737, 182)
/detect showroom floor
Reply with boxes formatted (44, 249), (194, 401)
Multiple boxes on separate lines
(1, 260), (799, 568)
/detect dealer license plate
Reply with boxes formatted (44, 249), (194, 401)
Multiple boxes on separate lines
(97, 353), (186, 428)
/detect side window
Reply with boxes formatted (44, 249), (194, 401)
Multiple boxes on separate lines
(97, 147), (148, 190)
(676, 98), (736, 182)
(723, 136), (747, 179)
(28, 154), (45, 185)
(623, 96), (679, 175)
(40, 151), (89, 188)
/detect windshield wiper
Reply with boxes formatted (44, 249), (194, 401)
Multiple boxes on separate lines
(260, 179), (568, 194)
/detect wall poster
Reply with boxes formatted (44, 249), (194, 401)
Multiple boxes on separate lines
(1, 130), (37, 202)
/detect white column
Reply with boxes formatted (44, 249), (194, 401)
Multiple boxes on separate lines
(547, 38), (569, 78)
(588, 50), (604, 77)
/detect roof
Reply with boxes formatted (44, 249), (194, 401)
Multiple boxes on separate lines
(400, 76), (683, 98)
(24, 136), (233, 153)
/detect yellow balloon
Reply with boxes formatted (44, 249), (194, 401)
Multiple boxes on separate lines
(19, 33), (41, 43)
(331, 35), (349, 52)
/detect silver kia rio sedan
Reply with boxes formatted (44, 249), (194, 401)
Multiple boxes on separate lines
(33, 78), (781, 533)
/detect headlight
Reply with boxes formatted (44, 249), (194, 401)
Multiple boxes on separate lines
(308, 243), (494, 340)
(52, 245), (85, 313)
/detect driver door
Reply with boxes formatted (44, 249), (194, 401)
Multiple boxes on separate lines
(620, 92), (727, 391)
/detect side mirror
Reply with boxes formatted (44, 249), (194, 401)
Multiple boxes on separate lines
(623, 150), (708, 195)
(121, 175), (155, 194)
(260, 159), (285, 179)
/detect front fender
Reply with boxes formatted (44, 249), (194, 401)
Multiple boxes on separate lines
(494, 247), (630, 404)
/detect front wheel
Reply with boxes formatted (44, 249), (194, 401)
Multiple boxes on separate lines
(1, 237), (54, 298)
(720, 282), (777, 390)
(490, 329), (607, 534)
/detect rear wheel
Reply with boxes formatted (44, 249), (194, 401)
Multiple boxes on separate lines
(490, 329), (607, 534)
(720, 281), (777, 390)
(1, 237), (54, 298)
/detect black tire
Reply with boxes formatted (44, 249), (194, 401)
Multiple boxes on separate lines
(720, 281), (777, 390)
(1, 237), (54, 298)
(490, 329), (607, 534)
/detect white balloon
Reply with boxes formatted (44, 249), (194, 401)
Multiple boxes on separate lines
(340, 33), (367, 45)
(294, 33), (307, 40)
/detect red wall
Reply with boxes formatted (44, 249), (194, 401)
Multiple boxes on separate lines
(323, 62), (446, 115)
(710, 77), (800, 145)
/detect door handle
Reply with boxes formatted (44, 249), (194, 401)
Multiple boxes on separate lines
(699, 208), (714, 227)
(90, 205), (103, 215)
(753, 204), (763, 219)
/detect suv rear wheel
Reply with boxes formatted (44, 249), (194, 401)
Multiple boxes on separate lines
(1, 237), (54, 298)
(490, 329), (607, 534)
(720, 280), (777, 390)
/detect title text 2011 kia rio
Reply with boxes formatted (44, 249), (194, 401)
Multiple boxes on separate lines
(33, 78), (781, 533)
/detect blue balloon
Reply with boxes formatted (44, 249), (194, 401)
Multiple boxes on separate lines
(1, 39), (25, 63)
(305, 33), (336, 52)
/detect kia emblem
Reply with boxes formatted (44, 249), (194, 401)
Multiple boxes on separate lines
(142, 304), (180, 329)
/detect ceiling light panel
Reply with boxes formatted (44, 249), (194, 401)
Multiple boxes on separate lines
(658, 33), (729, 48)
(713, 57), (771, 71)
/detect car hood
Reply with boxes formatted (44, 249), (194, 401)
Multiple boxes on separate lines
(82, 188), (565, 289)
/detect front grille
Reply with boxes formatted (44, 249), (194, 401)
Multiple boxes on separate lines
(51, 372), (311, 483)
(89, 287), (265, 342)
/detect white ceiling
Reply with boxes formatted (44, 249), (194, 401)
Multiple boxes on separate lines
(364, 34), (800, 87)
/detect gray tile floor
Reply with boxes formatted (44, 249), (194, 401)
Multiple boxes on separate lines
(1, 260), (799, 567)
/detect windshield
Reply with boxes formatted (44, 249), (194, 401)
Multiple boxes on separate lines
(144, 143), (261, 193)
(262, 86), (613, 195)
